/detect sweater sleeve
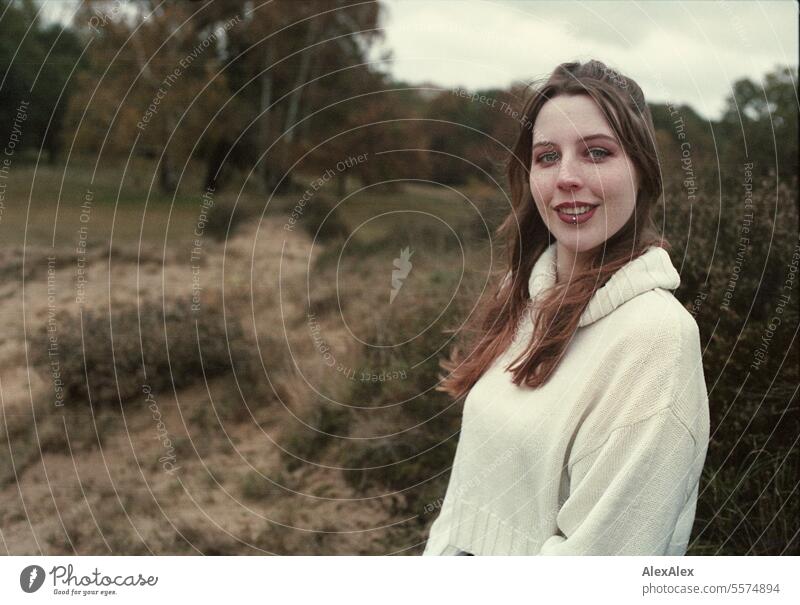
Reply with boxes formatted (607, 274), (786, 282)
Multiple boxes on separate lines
(422, 465), (465, 555)
(422, 500), (455, 555)
(538, 406), (701, 555)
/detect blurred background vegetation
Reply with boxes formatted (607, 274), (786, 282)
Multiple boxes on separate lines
(0, 0), (797, 555)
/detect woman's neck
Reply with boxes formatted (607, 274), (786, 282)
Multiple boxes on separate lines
(555, 243), (595, 285)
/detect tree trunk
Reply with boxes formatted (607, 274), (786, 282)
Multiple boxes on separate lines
(159, 112), (178, 194)
(284, 19), (320, 145)
(159, 153), (177, 194)
(204, 139), (228, 191)
(278, 18), (321, 194)
(259, 37), (275, 195)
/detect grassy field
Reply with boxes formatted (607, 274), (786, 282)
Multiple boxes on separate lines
(0, 160), (498, 554)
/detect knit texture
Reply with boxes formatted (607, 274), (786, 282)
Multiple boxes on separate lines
(423, 243), (709, 556)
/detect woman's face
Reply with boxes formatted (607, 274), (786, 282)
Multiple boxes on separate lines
(528, 94), (639, 263)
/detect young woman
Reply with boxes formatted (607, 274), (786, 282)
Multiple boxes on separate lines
(423, 60), (710, 556)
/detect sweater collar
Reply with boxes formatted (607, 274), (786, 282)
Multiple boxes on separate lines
(527, 242), (681, 327)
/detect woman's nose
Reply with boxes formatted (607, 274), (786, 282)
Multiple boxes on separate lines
(556, 155), (582, 191)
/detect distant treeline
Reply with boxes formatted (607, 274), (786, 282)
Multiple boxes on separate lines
(1, 0), (796, 194)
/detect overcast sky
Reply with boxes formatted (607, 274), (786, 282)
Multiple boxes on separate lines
(375, 0), (798, 119)
(39, 0), (797, 120)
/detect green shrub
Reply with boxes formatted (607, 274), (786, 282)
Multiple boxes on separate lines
(690, 450), (799, 555)
(335, 269), (470, 509)
(240, 470), (286, 501)
(30, 296), (257, 407)
(202, 196), (256, 241)
(281, 398), (353, 472)
(297, 195), (350, 242)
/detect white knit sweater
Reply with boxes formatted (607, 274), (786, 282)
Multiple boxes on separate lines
(423, 242), (710, 556)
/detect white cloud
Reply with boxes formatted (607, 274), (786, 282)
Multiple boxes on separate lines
(376, 0), (799, 119)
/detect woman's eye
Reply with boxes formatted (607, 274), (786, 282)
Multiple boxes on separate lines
(536, 148), (610, 164)
(588, 148), (610, 160)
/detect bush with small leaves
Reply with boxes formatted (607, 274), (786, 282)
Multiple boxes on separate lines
(31, 296), (258, 408)
(296, 194), (350, 242)
(201, 196), (256, 241)
(281, 399), (352, 472)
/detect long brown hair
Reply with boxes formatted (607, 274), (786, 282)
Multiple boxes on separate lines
(438, 59), (670, 399)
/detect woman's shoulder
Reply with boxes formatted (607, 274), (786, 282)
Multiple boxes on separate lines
(608, 288), (700, 343)
(593, 289), (703, 374)
(576, 289), (708, 444)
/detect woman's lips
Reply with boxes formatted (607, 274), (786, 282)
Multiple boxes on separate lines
(555, 204), (598, 225)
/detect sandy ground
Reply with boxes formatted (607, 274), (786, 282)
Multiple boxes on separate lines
(0, 216), (415, 555)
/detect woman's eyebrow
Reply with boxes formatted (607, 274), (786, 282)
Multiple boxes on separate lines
(532, 133), (619, 149)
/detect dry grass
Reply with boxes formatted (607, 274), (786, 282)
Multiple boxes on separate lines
(0, 179), (416, 554)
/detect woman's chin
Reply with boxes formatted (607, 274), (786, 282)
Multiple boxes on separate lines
(554, 237), (603, 256)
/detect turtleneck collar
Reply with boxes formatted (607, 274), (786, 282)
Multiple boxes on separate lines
(527, 242), (681, 328)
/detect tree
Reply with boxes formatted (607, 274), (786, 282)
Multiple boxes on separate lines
(0, 0), (83, 162)
(718, 65), (798, 180)
(223, 0), (385, 194)
(64, 0), (387, 196)
(65, 0), (241, 193)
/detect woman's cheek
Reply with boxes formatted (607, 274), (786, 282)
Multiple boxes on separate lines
(529, 174), (549, 204)
(608, 161), (638, 198)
